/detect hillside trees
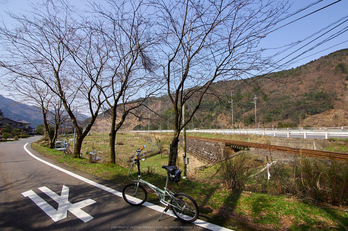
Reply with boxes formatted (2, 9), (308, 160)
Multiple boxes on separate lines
(151, 0), (289, 166)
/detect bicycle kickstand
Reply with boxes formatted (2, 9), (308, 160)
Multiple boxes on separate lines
(158, 205), (169, 221)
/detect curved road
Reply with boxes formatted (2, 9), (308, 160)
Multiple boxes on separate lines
(0, 137), (229, 231)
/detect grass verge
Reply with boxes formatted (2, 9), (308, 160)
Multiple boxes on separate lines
(32, 134), (348, 231)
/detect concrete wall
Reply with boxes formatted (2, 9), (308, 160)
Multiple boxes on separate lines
(270, 137), (327, 150)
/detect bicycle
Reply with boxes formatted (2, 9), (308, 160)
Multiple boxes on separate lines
(122, 145), (199, 223)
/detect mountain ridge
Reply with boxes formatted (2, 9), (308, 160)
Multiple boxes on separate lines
(1, 49), (348, 131)
(0, 95), (43, 128)
(0, 95), (88, 128)
(91, 48), (348, 131)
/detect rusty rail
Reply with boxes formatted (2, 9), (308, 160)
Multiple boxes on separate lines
(186, 136), (348, 161)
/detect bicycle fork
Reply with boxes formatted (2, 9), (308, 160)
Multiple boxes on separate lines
(132, 182), (140, 197)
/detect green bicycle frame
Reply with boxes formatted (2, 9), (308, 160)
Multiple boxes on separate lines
(133, 150), (181, 210)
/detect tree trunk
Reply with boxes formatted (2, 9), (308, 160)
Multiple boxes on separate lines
(109, 105), (117, 164)
(49, 135), (55, 149)
(168, 134), (180, 166)
(109, 104), (129, 165)
(73, 134), (83, 158)
(109, 131), (116, 164)
(49, 123), (59, 149)
(42, 109), (54, 149)
(168, 101), (181, 166)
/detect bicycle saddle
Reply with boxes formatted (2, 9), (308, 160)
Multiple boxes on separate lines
(162, 165), (177, 174)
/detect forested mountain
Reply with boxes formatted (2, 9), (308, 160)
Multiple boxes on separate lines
(91, 49), (348, 131)
(202, 48), (348, 129)
(2, 49), (348, 131)
(0, 95), (89, 129)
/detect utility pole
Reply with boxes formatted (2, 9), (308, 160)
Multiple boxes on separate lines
(228, 91), (233, 128)
(252, 95), (258, 129)
(182, 104), (187, 178)
(102, 112), (104, 141)
(73, 108), (77, 152)
(148, 109), (150, 134)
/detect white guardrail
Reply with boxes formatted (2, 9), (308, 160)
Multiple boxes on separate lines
(133, 128), (348, 140)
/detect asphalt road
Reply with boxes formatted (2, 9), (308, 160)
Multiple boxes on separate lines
(0, 137), (230, 231)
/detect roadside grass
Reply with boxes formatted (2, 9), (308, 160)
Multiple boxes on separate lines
(32, 133), (348, 231)
(325, 138), (348, 153)
(186, 132), (271, 144)
(236, 193), (347, 230)
(325, 145), (348, 153)
(32, 141), (130, 185)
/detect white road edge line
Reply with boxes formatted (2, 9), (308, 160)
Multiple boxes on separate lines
(24, 143), (234, 231)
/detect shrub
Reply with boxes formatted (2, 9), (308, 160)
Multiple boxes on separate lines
(2, 132), (11, 140)
(260, 162), (293, 195)
(294, 158), (348, 205)
(335, 63), (347, 74)
(295, 158), (326, 202)
(220, 153), (253, 193)
(247, 155), (348, 206)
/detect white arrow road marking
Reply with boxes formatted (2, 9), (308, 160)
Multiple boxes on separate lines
(22, 190), (61, 222)
(22, 185), (96, 223)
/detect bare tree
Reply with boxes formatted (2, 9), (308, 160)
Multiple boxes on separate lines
(12, 78), (69, 148)
(0, 1), (105, 157)
(0, 2), (74, 148)
(49, 97), (70, 147)
(59, 18), (109, 158)
(91, 0), (161, 164)
(151, 0), (289, 166)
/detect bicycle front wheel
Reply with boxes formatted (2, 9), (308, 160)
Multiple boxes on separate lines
(122, 183), (147, 206)
(172, 193), (199, 222)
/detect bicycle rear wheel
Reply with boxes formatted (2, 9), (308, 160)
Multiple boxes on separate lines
(172, 193), (199, 222)
(122, 183), (147, 206)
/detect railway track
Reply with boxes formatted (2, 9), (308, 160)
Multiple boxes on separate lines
(186, 136), (348, 161)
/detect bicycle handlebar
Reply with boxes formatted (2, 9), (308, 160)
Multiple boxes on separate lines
(134, 145), (146, 177)
(135, 145), (146, 154)
(127, 145), (146, 181)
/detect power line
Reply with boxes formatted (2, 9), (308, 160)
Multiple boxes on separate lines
(245, 25), (348, 81)
(255, 1), (346, 73)
(234, 1), (339, 55)
(266, 1), (346, 62)
(231, 1), (347, 80)
(271, 15), (348, 60)
(275, 17), (348, 67)
(270, 0), (342, 34)
(287, 27), (348, 66)
(295, 39), (348, 62)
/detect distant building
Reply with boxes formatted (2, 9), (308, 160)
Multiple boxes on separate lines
(0, 115), (34, 133)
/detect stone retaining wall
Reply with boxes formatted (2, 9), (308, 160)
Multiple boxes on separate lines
(180, 137), (234, 163)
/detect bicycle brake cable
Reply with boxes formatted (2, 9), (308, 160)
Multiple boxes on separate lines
(127, 156), (137, 181)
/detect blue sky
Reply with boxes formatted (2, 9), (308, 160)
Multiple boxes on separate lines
(0, 0), (347, 98)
